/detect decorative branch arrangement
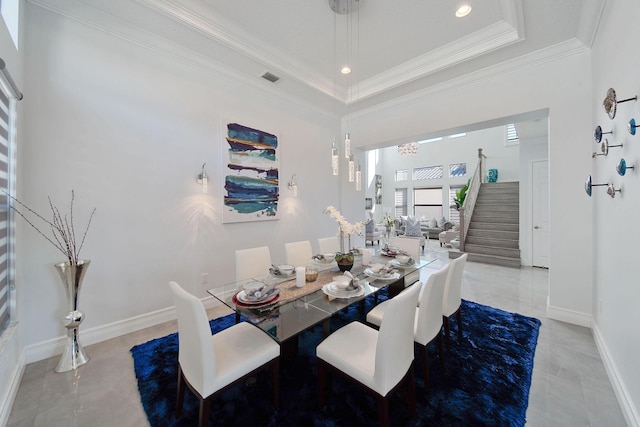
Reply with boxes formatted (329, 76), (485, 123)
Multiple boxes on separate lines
(4, 190), (96, 265)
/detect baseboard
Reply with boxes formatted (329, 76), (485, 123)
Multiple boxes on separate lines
(592, 322), (640, 427)
(546, 304), (592, 327)
(23, 295), (222, 364)
(0, 325), (25, 427)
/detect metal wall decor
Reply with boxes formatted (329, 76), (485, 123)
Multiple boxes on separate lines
(599, 139), (623, 156)
(607, 184), (622, 198)
(592, 151), (606, 158)
(584, 175), (610, 197)
(616, 158), (635, 176)
(628, 118), (639, 135)
(594, 125), (612, 143)
(603, 88), (637, 119)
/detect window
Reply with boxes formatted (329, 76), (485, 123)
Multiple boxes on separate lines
(449, 186), (463, 224)
(449, 163), (466, 177)
(413, 165), (443, 180)
(506, 123), (519, 146)
(449, 132), (466, 139)
(413, 187), (443, 218)
(394, 188), (407, 217)
(395, 169), (408, 182)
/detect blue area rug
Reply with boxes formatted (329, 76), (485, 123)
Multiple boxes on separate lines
(131, 294), (541, 426)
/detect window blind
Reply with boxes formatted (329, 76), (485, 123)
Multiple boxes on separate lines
(0, 89), (10, 333)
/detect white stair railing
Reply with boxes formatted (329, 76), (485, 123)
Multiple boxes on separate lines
(459, 148), (486, 252)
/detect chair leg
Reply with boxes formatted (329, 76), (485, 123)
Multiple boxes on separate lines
(176, 365), (186, 417)
(443, 316), (451, 350)
(377, 394), (390, 427)
(421, 345), (429, 392)
(436, 333), (444, 368)
(317, 359), (327, 408)
(456, 308), (463, 339)
(199, 395), (213, 427)
(271, 358), (280, 409)
(407, 364), (417, 417)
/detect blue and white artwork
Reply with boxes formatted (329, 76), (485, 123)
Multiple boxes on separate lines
(222, 123), (280, 223)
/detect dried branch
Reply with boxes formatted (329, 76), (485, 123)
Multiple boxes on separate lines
(3, 190), (96, 265)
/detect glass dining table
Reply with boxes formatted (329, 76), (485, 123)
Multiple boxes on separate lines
(207, 254), (435, 354)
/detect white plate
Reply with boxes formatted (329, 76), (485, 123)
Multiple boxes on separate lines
(322, 283), (364, 299)
(390, 259), (416, 268)
(236, 289), (280, 304)
(364, 268), (400, 281)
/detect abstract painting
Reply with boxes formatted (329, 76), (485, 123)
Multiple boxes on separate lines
(222, 122), (279, 223)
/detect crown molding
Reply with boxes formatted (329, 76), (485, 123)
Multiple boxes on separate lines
(354, 38), (590, 119)
(350, 20), (522, 104)
(136, 0), (341, 101)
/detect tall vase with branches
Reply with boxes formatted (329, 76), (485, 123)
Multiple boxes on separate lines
(5, 190), (96, 372)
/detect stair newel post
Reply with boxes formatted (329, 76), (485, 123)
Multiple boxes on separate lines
(478, 148), (485, 184)
(459, 206), (466, 252)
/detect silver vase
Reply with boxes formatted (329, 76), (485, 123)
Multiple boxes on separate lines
(54, 260), (90, 373)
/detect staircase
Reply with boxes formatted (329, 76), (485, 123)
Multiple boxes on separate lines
(455, 182), (521, 268)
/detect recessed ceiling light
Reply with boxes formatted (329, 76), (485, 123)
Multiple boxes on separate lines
(455, 4), (472, 18)
(341, 66), (352, 75)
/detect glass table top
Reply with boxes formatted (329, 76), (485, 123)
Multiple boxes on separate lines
(207, 256), (435, 343)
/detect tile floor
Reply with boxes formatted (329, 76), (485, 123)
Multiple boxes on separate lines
(7, 245), (628, 426)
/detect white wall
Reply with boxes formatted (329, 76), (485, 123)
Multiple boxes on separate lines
(591, 0), (640, 423)
(17, 5), (342, 352)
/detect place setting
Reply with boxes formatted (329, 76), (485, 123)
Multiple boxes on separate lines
(269, 264), (296, 278)
(364, 263), (401, 281)
(322, 272), (364, 300)
(389, 253), (417, 268)
(232, 281), (281, 309)
(311, 252), (336, 265)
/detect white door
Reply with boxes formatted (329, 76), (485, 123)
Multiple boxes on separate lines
(532, 160), (549, 268)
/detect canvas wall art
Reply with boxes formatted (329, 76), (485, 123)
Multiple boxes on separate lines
(222, 122), (280, 223)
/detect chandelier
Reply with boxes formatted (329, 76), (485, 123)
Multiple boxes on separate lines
(398, 142), (419, 156)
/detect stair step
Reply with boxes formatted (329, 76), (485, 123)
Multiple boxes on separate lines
(470, 215), (519, 224)
(470, 222), (519, 232)
(467, 229), (519, 240)
(465, 236), (519, 248)
(450, 250), (521, 268)
(473, 204), (519, 212)
(464, 243), (520, 258)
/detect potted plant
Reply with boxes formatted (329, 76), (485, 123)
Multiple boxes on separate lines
(335, 252), (355, 272)
(453, 180), (470, 210)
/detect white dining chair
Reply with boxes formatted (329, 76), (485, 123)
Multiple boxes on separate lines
(235, 246), (272, 282)
(317, 236), (340, 254)
(442, 253), (468, 349)
(169, 281), (280, 427)
(391, 236), (421, 267)
(284, 240), (313, 267)
(316, 282), (421, 426)
(367, 264), (450, 391)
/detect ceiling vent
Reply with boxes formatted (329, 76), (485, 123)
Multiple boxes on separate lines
(261, 71), (280, 83)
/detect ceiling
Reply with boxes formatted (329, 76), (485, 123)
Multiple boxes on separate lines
(31, 0), (603, 138)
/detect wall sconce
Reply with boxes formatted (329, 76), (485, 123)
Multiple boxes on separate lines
(197, 163), (208, 193)
(288, 174), (298, 197)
